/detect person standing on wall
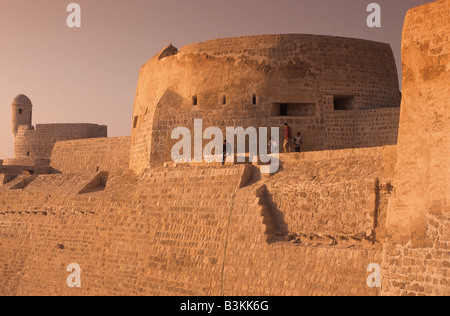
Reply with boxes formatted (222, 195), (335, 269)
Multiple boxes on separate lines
(294, 132), (303, 153)
(223, 138), (230, 165)
(283, 123), (293, 153)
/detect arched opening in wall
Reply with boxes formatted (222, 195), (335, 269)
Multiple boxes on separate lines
(133, 116), (139, 129)
(334, 95), (355, 110)
(252, 94), (257, 105)
(193, 95), (198, 106)
(222, 95), (227, 105)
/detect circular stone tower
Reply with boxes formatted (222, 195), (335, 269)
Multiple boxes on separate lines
(11, 94), (33, 137)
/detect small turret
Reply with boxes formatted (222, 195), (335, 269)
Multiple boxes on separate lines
(11, 94), (33, 137)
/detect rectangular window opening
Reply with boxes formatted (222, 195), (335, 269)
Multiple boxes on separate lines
(334, 95), (355, 110)
(280, 104), (288, 116)
(272, 103), (316, 117)
(133, 116), (139, 129)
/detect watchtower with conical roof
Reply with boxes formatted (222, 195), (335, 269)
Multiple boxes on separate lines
(11, 94), (33, 137)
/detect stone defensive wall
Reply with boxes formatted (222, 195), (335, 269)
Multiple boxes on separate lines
(130, 34), (401, 173)
(13, 123), (107, 160)
(381, 0), (449, 296)
(0, 146), (392, 296)
(50, 137), (131, 176)
(0, 1), (447, 297)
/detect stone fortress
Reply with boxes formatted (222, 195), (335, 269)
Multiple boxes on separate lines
(0, 0), (448, 296)
(2, 94), (107, 175)
(131, 33), (401, 171)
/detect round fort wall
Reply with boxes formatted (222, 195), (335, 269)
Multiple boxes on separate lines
(130, 34), (401, 173)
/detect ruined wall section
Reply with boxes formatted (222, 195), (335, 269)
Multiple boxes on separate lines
(13, 124), (107, 160)
(131, 35), (401, 174)
(382, 0), (450, 296)
(50, 137), (130, 175)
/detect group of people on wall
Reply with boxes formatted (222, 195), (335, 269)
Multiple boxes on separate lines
(266, 122), (303, 154)
(282, 123), (302, 153)
(221, 122), (304, 165)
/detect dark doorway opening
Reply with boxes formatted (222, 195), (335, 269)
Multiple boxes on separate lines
(334, 95), (355, 110)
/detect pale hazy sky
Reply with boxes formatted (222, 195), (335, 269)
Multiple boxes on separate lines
(0, 0), (432, 159)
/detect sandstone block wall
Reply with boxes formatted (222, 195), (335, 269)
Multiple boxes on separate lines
(1, 2), (448, 297)
(265, 147), (395, 241)
(322, 98), (400, 150)
(130, 34), (401, 173)
(50, 137), (131, 175)
(14, 124), (107, 161)
(0, 166), (244, 295)
(381, 0), (449, 296)
(0, 147), (394, 296)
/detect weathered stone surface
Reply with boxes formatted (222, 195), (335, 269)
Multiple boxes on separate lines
(382, 0), (449, 296)
(0, 1), (448, 297)
(130, 34), (401, 174)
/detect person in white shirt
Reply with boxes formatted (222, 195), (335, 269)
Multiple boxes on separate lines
(294, 132), (303, 153)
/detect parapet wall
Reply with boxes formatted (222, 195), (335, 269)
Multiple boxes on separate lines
(180, 34), (400, 109)
(322, 101), (400, 150)
(14, 124), (107, 160)
(50, 137), (131, 175)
